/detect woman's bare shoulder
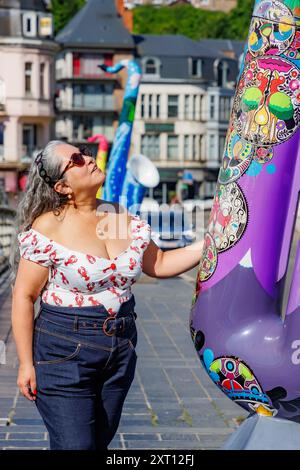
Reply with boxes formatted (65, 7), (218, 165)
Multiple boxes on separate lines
(31, 211), (59, 237)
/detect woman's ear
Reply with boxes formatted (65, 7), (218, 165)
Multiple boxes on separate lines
(54, 180), (69, 197)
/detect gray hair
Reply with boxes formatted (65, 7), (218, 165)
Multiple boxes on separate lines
(9, 140), (70, 286)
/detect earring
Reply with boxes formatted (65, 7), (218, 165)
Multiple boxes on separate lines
(67, 194), (72, 200)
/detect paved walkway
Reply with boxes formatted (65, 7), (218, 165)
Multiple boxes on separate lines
(0, 273), (247, 450)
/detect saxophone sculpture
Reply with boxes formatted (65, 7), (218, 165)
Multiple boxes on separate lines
(190, 0), (300, 421)
(98, 59), (142, 205)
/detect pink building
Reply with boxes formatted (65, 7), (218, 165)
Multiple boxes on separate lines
(0, 0), (58, 206)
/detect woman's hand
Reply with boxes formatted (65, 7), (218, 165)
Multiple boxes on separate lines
(17, 363), (37, 401)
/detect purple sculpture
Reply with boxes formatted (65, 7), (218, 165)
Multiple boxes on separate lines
(190, 0), (300, 421)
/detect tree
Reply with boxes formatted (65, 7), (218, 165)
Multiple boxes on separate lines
(50, 0), (86, 34)
(133, 0), (255, 41)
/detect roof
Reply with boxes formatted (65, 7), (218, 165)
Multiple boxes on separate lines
(0, 0), (48, 9)
(133, 34), (223, 58)
(133, 34), (239, 83)
(56, 0), (134, 49)
(198, 39), (245, 59)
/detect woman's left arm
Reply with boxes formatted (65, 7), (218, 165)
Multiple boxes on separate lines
(142, 239), (204, 279)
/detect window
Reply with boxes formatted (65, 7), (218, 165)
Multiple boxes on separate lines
(145, 59), (156, 74)
(73, 84), (114, 110)
(141, 94), (145, 118)
(22, 124), (37, 159)
(184, 95), (190, 119)
(73, 54), (104, 78)
(148, 94), (153, 118)
(192, 135), (198, 160)
(25, 62), (32, 94)
(199, 135), (205, 162)
(143, 57), (160, 77)
(220, 96), (231, 121)
(209, 95), (215, 119)
(209, 134), (216, 159)
(217, 61), (230, 88)
(73, 116), (114, 142)
(23, 12), (37, 37)
(141, 134), (160, 160)
(184, 135), (190, 160)
(40, 63), (45, 98)
(191, 59), (202, 77)
(219, 134), (226, 162)
(156, 95), (160, 119)
(168, 95), (179, 118)
(193, 95), (197, 120)
(199, 95), (204, 120)
(167, 135), (178, 160)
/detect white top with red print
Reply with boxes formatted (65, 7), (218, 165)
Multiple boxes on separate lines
(17, 214), (151, 315)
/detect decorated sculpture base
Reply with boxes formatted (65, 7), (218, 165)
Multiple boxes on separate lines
(222, 415), (300, 450)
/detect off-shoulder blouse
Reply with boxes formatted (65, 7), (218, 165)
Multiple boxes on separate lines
(17, 214), (151, 315)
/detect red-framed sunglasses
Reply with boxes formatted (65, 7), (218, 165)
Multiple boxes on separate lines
(58, 146), (94, 181)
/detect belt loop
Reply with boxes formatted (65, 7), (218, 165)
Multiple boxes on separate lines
(73, 316), (78, 332)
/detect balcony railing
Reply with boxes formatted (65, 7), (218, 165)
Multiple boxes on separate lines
(56, 97), (116, 112)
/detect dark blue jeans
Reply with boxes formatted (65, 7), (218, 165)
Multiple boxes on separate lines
(33, 295), (137, 450)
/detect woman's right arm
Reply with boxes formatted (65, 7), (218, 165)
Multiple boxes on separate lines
(11, 258), (49, 401)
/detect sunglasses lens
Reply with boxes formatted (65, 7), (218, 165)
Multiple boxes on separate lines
(80, 146), (93, 157)
(72, 153), (85, 166)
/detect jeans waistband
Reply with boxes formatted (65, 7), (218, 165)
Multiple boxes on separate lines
(38, 294), (136, 322)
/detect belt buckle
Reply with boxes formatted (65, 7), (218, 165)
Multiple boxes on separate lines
(103, 316), (116, 336)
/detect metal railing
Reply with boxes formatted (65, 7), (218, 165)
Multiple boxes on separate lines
(0, 206), (16, 279)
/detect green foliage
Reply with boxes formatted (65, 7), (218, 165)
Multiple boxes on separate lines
(50, 0), (86, 34)
(133, 0), (255, 41)
(50, 0), (255, 40)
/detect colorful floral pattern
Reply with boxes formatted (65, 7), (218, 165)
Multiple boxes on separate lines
(17, 215), (151, 315)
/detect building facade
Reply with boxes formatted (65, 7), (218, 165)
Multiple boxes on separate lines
(125, 0), (237, 10)
(131, 35), (243, 203)
(190, 0), (237, 12)
(0, 0), (57, 206)
(54, 0), (135, 151)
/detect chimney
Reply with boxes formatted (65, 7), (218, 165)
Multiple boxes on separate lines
(115, 0), (133, 32)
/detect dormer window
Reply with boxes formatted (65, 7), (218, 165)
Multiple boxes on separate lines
(142, 57), (161, 78)
(191, 58), (203, 78)
(23, 12), (37, 38)
(145, 59), (156, 74)
(214, 59), (230, 88)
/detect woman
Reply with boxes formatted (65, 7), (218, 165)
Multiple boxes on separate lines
(9, 140), (204, 450)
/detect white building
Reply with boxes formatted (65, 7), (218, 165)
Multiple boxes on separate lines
(54, 0), (135, 148)
(132, 35), (243, 203)
(0, 0), (58, 205)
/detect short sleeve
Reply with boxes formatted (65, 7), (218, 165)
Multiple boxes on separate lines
(17, 230), (52, 268)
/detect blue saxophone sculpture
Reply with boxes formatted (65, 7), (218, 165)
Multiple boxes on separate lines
(99, 59), (142, 205)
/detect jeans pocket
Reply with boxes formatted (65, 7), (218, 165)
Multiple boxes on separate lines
(34, 327), (82, 365)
